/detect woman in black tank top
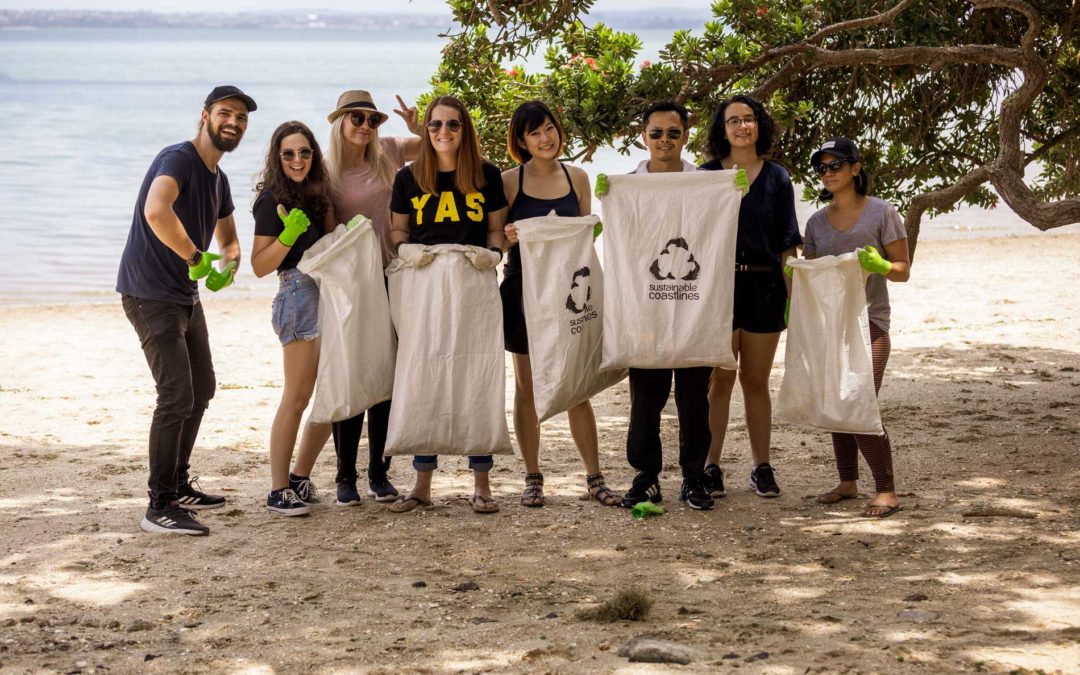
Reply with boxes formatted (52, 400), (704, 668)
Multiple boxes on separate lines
(500, 101), (621, 508)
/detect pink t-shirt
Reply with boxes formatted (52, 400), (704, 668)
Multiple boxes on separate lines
(330, 136), (407, 267)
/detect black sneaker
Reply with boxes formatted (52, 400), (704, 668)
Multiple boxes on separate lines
(703, 464), (726, 497)
(750, 463), (781, 497)
(267, 488), (311, 516)
(679, 480), (716, 510)
(289, 472), (321, 505)
(336, 480), (362, 507)
(177, 476), (226, 510)
(140, 500), (209, 536)
(367, 477), (400, 503)
(620, 473), (663, 508)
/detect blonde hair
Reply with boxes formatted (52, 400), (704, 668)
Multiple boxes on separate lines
(326, 114), (397, 193)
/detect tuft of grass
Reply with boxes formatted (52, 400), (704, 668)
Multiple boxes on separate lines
(576, 588), (653, 623)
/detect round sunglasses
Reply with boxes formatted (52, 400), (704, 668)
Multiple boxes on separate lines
(349, 111), (387, 129)
(426, 119), (463, 133)
(280, 148), (313, 162)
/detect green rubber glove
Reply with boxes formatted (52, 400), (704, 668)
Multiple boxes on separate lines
(188, 251), (221, 281)
(630, 501), (665, 519)
(277, 204), (310, 247)
(858, 245), (892, 275)
(205, 260), (237, 292)
(593, 220), (603, 240)
(783, 264), (793, 278)
(344, 214), (366, 232)
(785, 298), (790, 327)
(594, 173), (609, 198)
(734, 166), (749, 194)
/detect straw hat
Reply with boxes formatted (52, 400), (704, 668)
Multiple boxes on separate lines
(327, 90), (388, 125)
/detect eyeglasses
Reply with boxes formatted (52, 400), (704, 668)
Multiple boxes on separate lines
(349, 111), (387, 129)
(280, 148), (313, 162)
(813, 159), (848, 175)
(647, 128), (684, 140)
(725, 116), (758, 128)
(426, 119), (463, 133)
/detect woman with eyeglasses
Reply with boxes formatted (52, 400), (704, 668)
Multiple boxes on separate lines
(323, 90), (422, 507)
(250, 120), (336, 516)
(500, 100), (620, 508)
(698, 94), (802, 500)
(803, 137), (910, 518)
(387, 95), (508, 514)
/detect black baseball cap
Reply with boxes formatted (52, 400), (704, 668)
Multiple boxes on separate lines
(204, 85), (257, 112)
(811, 137), (860, 167)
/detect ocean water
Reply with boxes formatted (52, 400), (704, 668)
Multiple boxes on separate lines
(0, 27), (1067, 306)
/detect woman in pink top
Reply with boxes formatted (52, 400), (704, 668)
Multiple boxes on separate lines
(324, 89), (421, 506)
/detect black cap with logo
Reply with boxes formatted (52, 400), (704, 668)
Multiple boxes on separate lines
(204, 85), (257, 112)
(810, 137), (861, 168)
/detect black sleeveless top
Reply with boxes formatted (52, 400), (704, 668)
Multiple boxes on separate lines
(504, 163), (580, 275)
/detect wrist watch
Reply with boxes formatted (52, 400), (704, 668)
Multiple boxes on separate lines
(186, 250), (203, 267)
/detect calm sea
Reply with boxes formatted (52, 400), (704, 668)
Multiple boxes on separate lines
(0, 27), (1067, 306)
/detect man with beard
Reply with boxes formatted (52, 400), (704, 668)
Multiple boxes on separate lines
(117, 86), (255, 535)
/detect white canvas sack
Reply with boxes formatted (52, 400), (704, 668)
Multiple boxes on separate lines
(297, 219), (396, 424)
(775, 253), (884, 435)
(600, 171), (741, 369)
(515, 213), (627, 422)
(384, 244), (513, 456)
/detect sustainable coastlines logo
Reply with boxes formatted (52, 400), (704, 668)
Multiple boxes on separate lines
(648, 237), (701, 300)
(566, 266), (598, 334)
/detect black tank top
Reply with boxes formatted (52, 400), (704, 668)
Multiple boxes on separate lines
(504, 163), (579, 275)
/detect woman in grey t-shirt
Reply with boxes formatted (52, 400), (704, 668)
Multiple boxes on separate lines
(801, 137), (911, 518)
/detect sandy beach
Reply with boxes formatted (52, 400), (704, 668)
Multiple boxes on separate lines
(1, 232), (1078, 674)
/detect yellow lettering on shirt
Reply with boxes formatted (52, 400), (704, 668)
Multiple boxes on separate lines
(410, 194), (432, 225)
(466, 192), (484, 222)
(434, 191), (460, 222)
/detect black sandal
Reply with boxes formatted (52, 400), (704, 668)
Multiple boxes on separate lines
(521, 472), (545, 507)
(587, 473), (621, 507)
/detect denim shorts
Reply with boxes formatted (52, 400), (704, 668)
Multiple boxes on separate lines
(271, 268), (319, 346)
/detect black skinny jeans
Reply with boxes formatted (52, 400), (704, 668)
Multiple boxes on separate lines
(122, 295), (216, 503)
(332, 400), (392, 484)
(626, 367), (712, 482)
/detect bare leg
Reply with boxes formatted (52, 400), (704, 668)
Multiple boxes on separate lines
(268, 339), (320, 490)
(706, 330), (741, 466)
(567, 400), (600, 475)
(473, 470), (492, 500)
(511, 353), (541, 474)
(736, 330), (782, 466)
(408, 470), (433, 502)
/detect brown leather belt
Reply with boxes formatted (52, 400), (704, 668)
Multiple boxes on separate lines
(735, 264), (774, 272)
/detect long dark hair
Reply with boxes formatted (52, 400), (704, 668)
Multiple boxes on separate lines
(706, 94), (775, 159)
(256, 120), (331, 228)
(412, 95), (485, 195)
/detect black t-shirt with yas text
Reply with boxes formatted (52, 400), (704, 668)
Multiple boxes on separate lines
(389, 162), (506, 247)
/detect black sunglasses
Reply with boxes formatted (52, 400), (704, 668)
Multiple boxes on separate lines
(647, 128), (684, 140)
(813, 159), (848, 175)
(426, 119), (463, 132)
(349, 111), (387, 129)
(280, 148), (313, 162)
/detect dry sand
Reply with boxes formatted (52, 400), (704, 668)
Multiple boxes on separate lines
(1, 233), (1078, 674)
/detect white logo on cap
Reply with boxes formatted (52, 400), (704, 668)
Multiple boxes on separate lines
(820, 141), (836, 151)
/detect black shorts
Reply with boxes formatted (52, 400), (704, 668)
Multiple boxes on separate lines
(500, 273), (529, 354)
(733, 270), (787, 333)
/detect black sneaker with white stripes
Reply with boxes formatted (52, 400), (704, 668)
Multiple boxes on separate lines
(679, 479), (716, 510)
(750, 462), (781, 497)
(289, 472), (321, 505)
(703, 464), (726, 497)
(267, 488), (311, 516)
(140, 499), (209, 536)
(177, 476), (226, 510)
(620, 473), (663, 508)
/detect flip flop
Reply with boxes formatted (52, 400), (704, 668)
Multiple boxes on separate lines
(816, 490), (857, 504)
(388, 495), (432, 513)
(471, 494), (500, 514)
(862, 503), (902, 518)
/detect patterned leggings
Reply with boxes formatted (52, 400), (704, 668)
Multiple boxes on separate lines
(831, 322), (896, 493)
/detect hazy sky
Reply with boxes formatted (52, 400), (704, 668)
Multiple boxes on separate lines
(0, 0), (702, 11)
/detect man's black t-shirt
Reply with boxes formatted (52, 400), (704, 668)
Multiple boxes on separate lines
(389, 163), (507, 247)
(116, 141), (234, 305)
(252, 189), (326, 273)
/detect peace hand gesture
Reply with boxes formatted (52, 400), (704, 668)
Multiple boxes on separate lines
(394, 95), (421, 136)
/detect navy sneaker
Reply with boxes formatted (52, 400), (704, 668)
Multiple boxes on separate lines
(620, 473), (663, 509)
(679, 480), (716, 510)
(177, 476), (226, 510)
(289, 472), (321, 505)
(703, 464), (726, 497)
(367, 477), (400, 503)
(140, 497), (209, 536)
(336, 480), (362, 506)
(267, 488), (310, 516)
(750, 463), (781, 497)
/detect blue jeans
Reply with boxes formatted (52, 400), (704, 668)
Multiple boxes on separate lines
(271, 268), (319, 346)
(413, 455), (493, 472)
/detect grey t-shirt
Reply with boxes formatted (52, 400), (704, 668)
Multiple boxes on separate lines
(803, 197), (907, 331)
